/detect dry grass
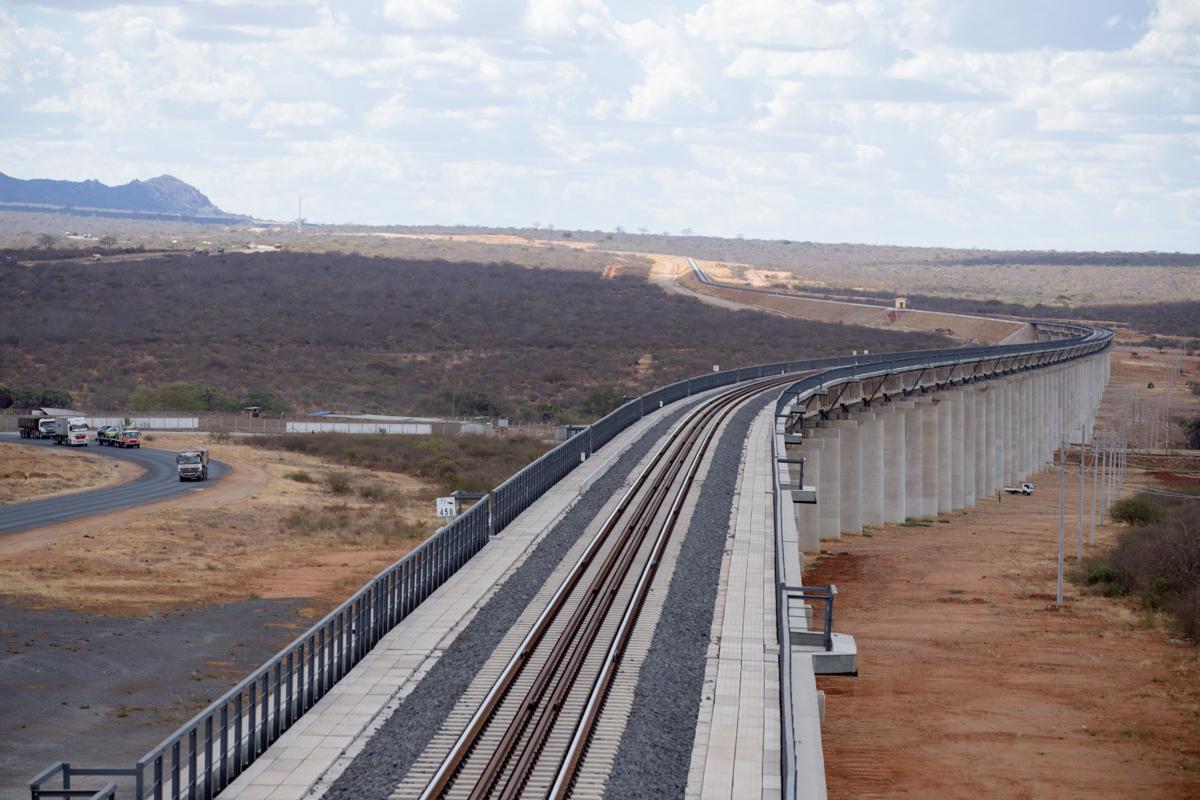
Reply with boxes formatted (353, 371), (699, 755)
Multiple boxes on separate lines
(0, 442), (130, 505)
(0, 433), (442, 616)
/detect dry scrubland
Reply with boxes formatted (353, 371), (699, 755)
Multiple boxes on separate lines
(247, 431), (550, 494)
(0, 251), (944, 415)
(0, 441), (131, 505)
(7, 212), (1200, 306)
(0, 434), (447, 616)
(586, 231), (1200, 307)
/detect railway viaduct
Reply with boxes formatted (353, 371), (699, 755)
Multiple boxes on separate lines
(30, 297), (1113, 800)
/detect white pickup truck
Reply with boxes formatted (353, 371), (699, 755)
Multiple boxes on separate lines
(1003, 482), (1035, 495)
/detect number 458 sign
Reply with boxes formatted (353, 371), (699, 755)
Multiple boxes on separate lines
(436, 496), (458, 518)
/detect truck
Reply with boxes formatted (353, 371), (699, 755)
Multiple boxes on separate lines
(176, 448), (209, 481)
(52, 416), (91, 446)
(1003, 482), (1035, 495)
(114, 429), (141, 448)
(17, 415), (56, 439)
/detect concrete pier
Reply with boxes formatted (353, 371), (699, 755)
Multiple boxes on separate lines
(904, 400), (925, 519)
(921, 400), (940, 518)
(831, 419), (862, 535)
(792, 436), (822, 553)
(950, 391), (965, 511)
(859, 412), (884, 527)
(962, 389), (976, 508)
(937, 395), (952, 515)
(812, 426), (841, 540)
(882, 404), (908, 524)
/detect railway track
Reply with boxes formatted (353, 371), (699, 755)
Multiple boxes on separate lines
(413, 374), (799, 800)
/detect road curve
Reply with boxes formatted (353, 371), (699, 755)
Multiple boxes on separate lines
(0, 434), (229, 537)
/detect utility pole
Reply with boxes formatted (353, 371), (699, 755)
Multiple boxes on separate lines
(1057, 434), (1066, 606)
(1089, 438), (1099, 544)
(1077, 424), (1085, 562)
(1100, 444), (1110, 521)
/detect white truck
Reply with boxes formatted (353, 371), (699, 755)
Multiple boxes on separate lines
(51, 416), (91, 446)
(1003, 482), (1035, 495)
(176, 448), (209, 481)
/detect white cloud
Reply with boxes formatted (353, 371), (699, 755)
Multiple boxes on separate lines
(686, 0), (875, 50)
(249, 101), (347, 129)
(383, 0), (463, 29)
(616, 19), (715, 121)
(1, 0), (1196, 250)
(522, 0), (612, 40)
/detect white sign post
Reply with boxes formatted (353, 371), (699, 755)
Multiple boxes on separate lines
(436, 496), (458, 519)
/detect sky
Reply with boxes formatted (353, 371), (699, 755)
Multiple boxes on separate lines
(1, 0), (1198, 251)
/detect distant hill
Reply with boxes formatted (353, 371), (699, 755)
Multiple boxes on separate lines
(0, 171), (245, 221)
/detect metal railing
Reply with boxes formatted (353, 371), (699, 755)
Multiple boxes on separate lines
(783, 585), (837, 652)
(29, 763), (129, 799)
(34, 313), (1113, 799)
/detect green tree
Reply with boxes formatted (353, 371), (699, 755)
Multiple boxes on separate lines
(0, 385), (72, 409)
(579, 384), (626, 420)
(242, 390), (293, 415)
(129, 380), (236, 412)
(438, 388), (501, 418)
(1181, 417), (1200, 450)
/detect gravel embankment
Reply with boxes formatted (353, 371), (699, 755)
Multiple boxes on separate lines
(324, 402), (696, 800)
(604, 395), (771, 799)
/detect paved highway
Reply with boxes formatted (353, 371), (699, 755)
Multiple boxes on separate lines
(0, 434), (229, 537)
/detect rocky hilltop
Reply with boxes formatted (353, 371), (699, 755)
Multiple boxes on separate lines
(0, 171), (241, 218)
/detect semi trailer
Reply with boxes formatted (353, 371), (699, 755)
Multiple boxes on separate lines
(17, 416), (56, 439)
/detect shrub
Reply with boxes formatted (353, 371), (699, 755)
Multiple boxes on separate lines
(248, 433), (549, 493)
(207, 431), (232, 444)
(358, 483), (387, 501)
(284, 470), (314, 483)
(1168, 587), (1200, 641)
(1108, 496), (1200, 639)
(325, 472), (352, 495)
(579, 384), (626, 420)
(1111, 497), (1168, 526)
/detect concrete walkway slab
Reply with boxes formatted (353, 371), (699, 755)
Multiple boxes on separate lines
(688, 404), (783, 800)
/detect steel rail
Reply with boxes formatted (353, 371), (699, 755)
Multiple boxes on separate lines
(547, 367), (771, 798)
(420, 374), (798, 800)
(490, 379), (779, 799)
(418, 387), (721, 800)
(471, 400), (710, 799)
